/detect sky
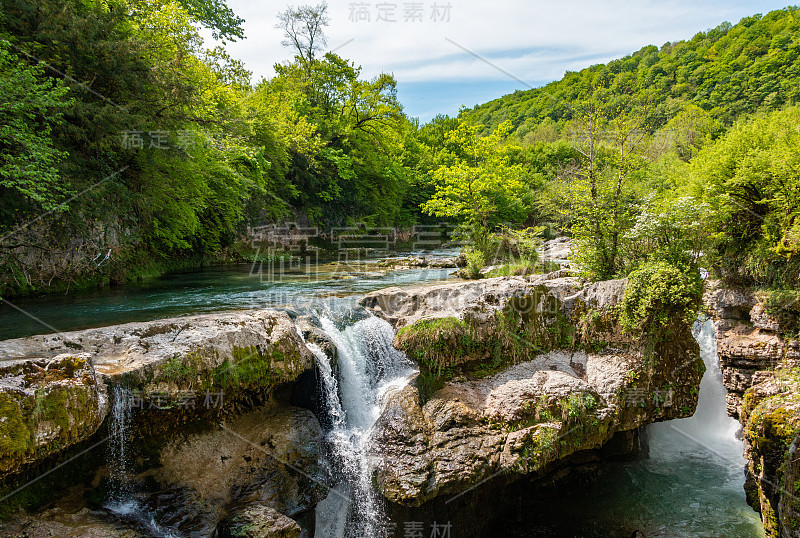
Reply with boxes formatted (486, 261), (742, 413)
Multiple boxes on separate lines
(210, 0), (794, 122)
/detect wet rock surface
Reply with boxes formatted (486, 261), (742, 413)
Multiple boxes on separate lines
(157, 404), (324, 519)
(0, 310), (315, 478)
(0, 310), (322, 535)
(364, 274), (703, 506)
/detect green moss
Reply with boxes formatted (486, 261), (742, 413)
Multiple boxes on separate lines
(396, 317), (482, 373)
(512, 424), (562, 474)
(0, 393), (32, 460)
(398, 288), (605, 403)
(35, 387), (72, 432)
(160, 355), (202, 387)
(154, 344), (305, 395)
(213, 346), (276, 390)
(742, 375), (800, 537)
(762, 289), (800, 338)
(0, 378), (101, 478)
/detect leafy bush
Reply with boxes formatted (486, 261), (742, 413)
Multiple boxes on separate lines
(620, 261), (704, 335)
(621, 196), (708, 272)
(464, 248), (486, 279)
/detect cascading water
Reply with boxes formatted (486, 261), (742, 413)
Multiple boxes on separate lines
(106, 385), (177, 537)
(499, 317), (765, 537)
(108, 385), (133, 508)
(646, 318), (744, 463)
(311, 308), (416, 538)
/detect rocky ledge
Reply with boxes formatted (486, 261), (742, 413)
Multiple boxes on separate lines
(0, 309), (322, 535)
(0, 309), (314, 478)
(361, 272), (704, 507)
(706, 281), (800, 537)
(705, 281), (800, 418)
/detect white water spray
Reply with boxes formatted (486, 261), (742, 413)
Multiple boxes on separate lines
(647, 318), (743, 465)
(312, 312), (416, 538)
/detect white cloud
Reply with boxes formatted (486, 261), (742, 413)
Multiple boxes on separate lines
(209, 0), (791, 118)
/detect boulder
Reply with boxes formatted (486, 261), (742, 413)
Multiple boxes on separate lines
(217, 504), (302, 538)
(0, 310), (313, 392)
(364, 274), (703, 506)
(0, 353), (108, 477)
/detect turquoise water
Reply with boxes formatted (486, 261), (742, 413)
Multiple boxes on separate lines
(0, 253), (457, 341)
(494, 320), (765, 537)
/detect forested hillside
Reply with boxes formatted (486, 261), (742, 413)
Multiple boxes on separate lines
(467, 7), (800, 139)
(450, 6), (800, 303)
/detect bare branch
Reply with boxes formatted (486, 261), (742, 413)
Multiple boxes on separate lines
(276, 2), (329, 63)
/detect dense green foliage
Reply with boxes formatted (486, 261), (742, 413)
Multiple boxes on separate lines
(456, 7), (800, 310)
(690, 106), (800, 288)
(620, 261), (704, 335)
(467, 7), (800, 138)
(2, 1), (800, 308)
(0, 0), (434, 296)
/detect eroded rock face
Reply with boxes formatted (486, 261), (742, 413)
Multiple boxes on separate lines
(740, 375), (800, 538)
(364, 274), (703, 506)
(706, 280), (800, 535)
(157, 404), (323, 520)
(0, 310), (315, 484)
(0, 505), (140, 537)
(360, 272), (620, 330)
(705, 281), (800, 418)
(371, 347), (696, 506)
(0, 353), (108, 477)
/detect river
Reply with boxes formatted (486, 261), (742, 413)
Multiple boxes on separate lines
(0, 254), (765, 536)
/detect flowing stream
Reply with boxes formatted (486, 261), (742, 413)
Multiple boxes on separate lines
(0, 257), (767, 536)
(311, 308), (416, 538)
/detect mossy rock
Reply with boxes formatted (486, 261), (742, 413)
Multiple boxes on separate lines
(0, 354), (106, 480)
(742, 371), (800, 537)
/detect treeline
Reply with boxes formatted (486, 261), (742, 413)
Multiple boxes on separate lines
(2, 1), (800, 309)
(467, 7), (800, 139)
(419, 7), (800, 328)
(0, 0), (452, 297)
(448, 7), (800, 292)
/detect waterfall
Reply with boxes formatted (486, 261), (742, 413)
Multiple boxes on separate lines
(106, 385), (177, 537)
(108, 384), (134, 508)
(312, 310), (416, 538)
(647, 318), (743, 463)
